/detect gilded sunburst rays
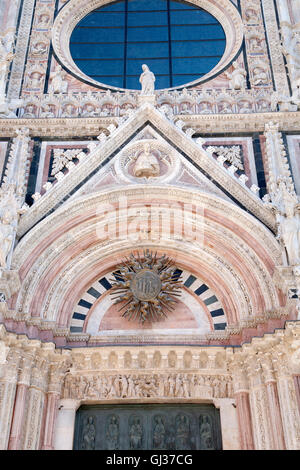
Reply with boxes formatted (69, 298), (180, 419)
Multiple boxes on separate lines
(109, 250), (183, 323)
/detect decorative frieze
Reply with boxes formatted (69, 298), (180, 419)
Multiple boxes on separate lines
(15, 88), (280, 120)
(21, 0), (56, 97)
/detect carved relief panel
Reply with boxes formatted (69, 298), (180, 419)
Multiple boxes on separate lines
(73, 404), (222, 450)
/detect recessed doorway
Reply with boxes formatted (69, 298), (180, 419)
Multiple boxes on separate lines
(73, 403), (222, 450)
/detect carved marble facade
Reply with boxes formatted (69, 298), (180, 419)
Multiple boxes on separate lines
(0, 0), (299, 451)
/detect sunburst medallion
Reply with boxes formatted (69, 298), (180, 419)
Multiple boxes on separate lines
(109, 250), (183, 323)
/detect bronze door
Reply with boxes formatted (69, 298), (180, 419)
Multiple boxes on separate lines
(74, 403), (222, 450)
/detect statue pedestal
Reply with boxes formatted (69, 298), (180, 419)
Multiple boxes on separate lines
(137, 94), (156, 107)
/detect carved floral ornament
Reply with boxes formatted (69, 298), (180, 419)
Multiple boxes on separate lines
(51, 0), (243, 92)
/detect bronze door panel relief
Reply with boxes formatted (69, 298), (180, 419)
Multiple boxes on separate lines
(74, 404), (222, 450)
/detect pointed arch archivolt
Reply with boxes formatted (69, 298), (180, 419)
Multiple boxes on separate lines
(10, 186), (283, 343)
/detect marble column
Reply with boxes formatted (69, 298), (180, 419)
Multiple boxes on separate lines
(265, 380), (286, 449)
(235, 391), (255, 450)
(22, 357), (49, 450)
(41, 361), (70, 451)
(0, 348), (21, 450)
(41, 392), (60, 450)
(261, 353), (286, 450)
(54, 399), (81, 450)
(8, 355), (33, 450)
(294, 375), (300, 411)
(248, 374), (274, 449)
(230, 359), (254, 450)
(276, 374), (300, 449)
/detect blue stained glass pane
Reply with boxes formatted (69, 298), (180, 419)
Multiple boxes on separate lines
(76, 59), (124, 75)
(172, 74), (202, 86)
(70, 0), (226, 89)
(170, 10), (218, 24)
(79, 12), (125, 27)
(172, 56), (219, 74)
(127, 11), (168, 26)
(170, 1), (196, 9)
(96, 2), (126, 11)
(171, 24), (225, 40)
(127, 42), (169, 58)
(127, 26), (168, 42)
(71, 43), (124, 59)
(94, 76), (124, 87)
(172, 40), (224, 57)
(71, 28), (125, 43)
(128, 0), (167, 10)
(127, 58), (169, 75)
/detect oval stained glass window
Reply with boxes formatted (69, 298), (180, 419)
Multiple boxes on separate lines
(70, 0), (226, 90)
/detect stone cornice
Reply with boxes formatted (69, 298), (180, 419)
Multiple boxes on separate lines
(0, 111), (299, 137)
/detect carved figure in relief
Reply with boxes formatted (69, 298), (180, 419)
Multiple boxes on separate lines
(252, 66), (269, 86)
(139, 64), (155, 95)
(175, 414), (190, 450)
(219, 101), (232, 114)
(106, 415), (119, 450)
(31, 41), (47, 56)
(245, 8), (259, 23)
(129, 416), (143, 449)
(28, 71), (43, 89)
(239, 101), (252, 113)
(175, 374), (184, 397)
(61, 103), (76, 118)
(36, 13), (50, 30)
(179, 102), (193, 114)
(22, 105), (36, 118)
(225, 61), (247, 90)
(81, 104), (98, 118)
(153, 416), (166, 449)
(133, 143), (160, 178)
(199, 415), (214, 449)
(200, 102), (213, 114)
(82, 416), (96, 450)
(40, 104), (55, 118)
(248, 34), (264, 52)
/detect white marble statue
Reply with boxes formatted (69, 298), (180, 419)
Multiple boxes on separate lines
(280, 24), (300, 95)
(133, 143), (160, 178)
(277, 204), (300, 266)
(139, 64), (155, 95)
(50, 65), (68, 94)
(226, 61), (247, 90)
(0, 210), (16, 268)
(0, 35), (14, 100)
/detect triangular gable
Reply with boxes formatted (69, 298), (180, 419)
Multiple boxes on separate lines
(66, 124), (232, 203)
(18, 102), (275, 236)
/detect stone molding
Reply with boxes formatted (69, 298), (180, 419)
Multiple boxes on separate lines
(0, 110), (299, 136)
